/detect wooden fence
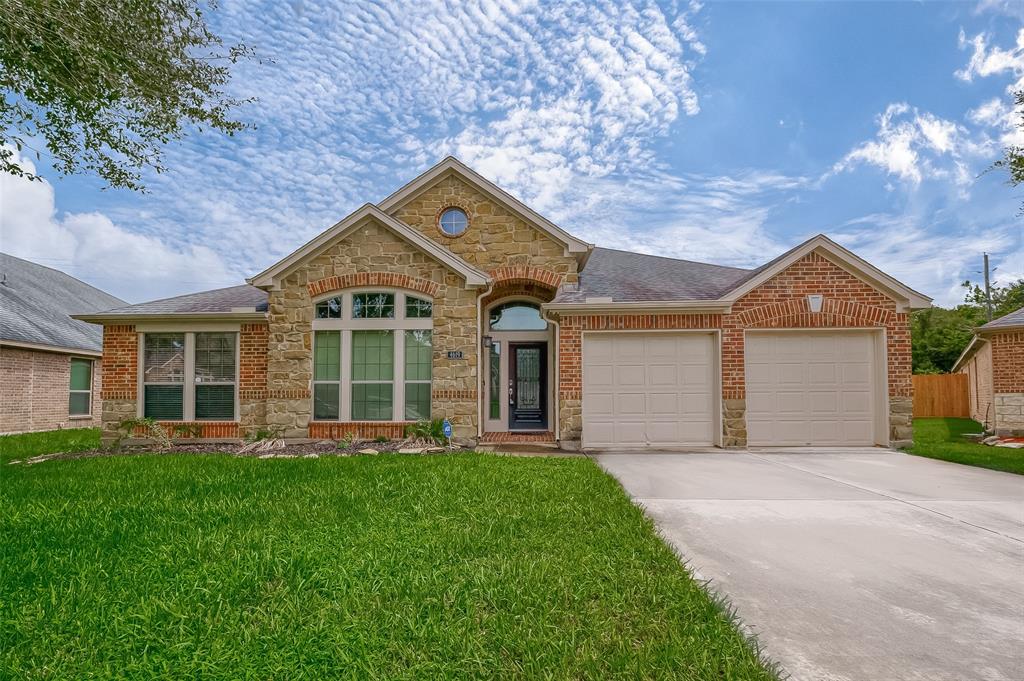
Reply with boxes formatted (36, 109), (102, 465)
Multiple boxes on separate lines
(912, 374), (970, 418)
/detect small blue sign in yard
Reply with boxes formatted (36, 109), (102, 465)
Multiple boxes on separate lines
(442, 419), (453, 439)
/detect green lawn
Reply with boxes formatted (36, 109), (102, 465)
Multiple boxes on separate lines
(1, 449), (776, 679)
(0, 427), (100, 464)
(904, 418), (1024, 475)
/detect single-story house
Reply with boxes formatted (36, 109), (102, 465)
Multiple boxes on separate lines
(76, 158), (932, 449)
(953, 306), (1024, 436)
(1, 253), (126, 433)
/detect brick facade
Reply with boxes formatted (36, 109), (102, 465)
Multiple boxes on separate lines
(555, 253), (913, 447)
(1, 346), (103, 433)
(959, 341), (994, 428)
(990, 331), (1024, 436)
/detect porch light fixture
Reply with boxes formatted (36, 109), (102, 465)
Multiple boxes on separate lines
(807, 294), (824, 313)
(482, 335), (493, 348)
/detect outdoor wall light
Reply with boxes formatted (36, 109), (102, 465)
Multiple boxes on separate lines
(482, 335), (493, 348)
(807, 294), (824, 313)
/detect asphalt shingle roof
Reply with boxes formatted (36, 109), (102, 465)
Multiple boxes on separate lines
(979, 306), (1024, 331)
(0, 253), (126, 352)
(95, 285), (269, 316)
(553, 247), (753, 303)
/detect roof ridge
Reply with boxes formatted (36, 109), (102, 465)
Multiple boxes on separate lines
(593, 246), (753, 272)
(0, 252), (127, 305)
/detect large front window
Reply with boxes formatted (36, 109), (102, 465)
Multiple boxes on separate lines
(142, 332), (237, 421)
(311, 291), (433, 422)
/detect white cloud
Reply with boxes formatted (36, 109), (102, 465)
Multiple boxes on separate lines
(0, 149), (239, 302)
(956, 28), (1024, 86)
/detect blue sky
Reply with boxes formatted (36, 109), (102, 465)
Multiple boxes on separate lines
(1, 0), (1022, 306)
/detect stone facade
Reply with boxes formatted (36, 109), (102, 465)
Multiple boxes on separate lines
(555, 253), (913, 448)
(392, 174), (579, 281)
(1, 346), (103, 433)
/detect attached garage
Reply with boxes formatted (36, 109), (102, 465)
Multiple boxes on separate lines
(745, 330), (885, 446)
(582, 332), (718, 448)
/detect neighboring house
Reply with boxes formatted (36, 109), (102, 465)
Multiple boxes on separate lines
(953, 307), (1024, 436)
(1, 253), (126, 433)
(76, 158), (932, 449)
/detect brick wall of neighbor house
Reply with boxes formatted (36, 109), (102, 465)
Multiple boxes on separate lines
(0, 346), (103, 433)
(391, 174), (580, 280)
(990, 331), (1024, 436)
(959, 341), (994, 428)
(556, 252), (913, 447)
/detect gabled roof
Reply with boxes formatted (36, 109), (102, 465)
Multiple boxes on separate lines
(552, 247), (752, 304)
(978, 306), (1024, 332)
(377, 156), (592, 255)
(0, 252), (126, 354)
(74, 285), (268, 323)
(953, 305), (1024, 371)
(721, 234), (932, 311)
(247, 203), (490, 289)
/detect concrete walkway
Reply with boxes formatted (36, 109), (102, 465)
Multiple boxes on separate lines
(595, 449), (1024, 681)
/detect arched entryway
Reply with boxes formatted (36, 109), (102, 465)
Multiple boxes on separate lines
(481, 282), (556, 435)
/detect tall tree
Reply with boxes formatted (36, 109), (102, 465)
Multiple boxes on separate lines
(989, 89), (1024, 214)
(1, 0), (254, 190)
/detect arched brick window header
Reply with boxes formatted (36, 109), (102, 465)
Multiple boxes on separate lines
(307, 273), (440, 299)
(489, 266), (562, 289)
(735, 298), (895, 329)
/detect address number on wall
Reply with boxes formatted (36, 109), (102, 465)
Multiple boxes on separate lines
(446, 351), (464, 360)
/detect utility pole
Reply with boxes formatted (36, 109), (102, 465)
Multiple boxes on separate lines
(983, 253), (993, 321)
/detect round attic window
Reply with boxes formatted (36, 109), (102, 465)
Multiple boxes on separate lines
(438, 207), (468, 236)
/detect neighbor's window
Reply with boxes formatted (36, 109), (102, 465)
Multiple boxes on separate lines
(311, 290), (433, 422)
(69, 358), (93, 416)
(489, 302), (547, 331)
(194, 333), (236, 420)
(352, 292), (395, 319)
(438, 207), (468, 236)
(143, 333), (185, 420)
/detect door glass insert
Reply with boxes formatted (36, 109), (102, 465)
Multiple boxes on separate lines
(516, 347), (541, 409)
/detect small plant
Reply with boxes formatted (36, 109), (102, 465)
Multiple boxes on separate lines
(111, 417), (172, 452)
(171, 423), (204, 439)
(336, 432), (355, 450)
(374, 435), (389, 444)
(403, 419), (445, 445)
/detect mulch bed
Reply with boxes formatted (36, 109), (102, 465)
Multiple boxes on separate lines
(8, 438), (452, 465)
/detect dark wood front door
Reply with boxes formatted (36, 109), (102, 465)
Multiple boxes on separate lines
(509, 343), (547, 430)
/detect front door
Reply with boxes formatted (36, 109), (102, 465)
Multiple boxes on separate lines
(509, 342), (547, 430)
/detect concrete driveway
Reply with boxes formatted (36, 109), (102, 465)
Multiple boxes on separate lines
(595, 449), (1024, 681)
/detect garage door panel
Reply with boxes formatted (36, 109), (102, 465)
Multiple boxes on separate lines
(583, 333), (716, 448)
(648, 364), (679, 385)
(616, 393), (646, 415)
(745, 332), (878, 447)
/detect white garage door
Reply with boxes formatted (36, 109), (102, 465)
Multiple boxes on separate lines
(745, 331), (879, 446)
(583, 333), (716, 448)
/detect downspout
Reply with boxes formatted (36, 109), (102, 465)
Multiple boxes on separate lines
(543, 308), (561, 443)
(475, 281), (494, 440)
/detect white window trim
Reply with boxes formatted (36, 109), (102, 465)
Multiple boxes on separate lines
(311, 289), (433, 422)
(68, 356), (94, 418)
(138, 331), (240, 422)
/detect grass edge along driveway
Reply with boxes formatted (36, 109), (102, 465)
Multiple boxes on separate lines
(1, 447), (778, 679)
(903, 418), (1024, 475)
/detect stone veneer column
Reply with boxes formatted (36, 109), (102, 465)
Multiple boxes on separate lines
(888, 397), (914, 448)
(994, 394), (1024, 436)
(722, 399), (746, 447)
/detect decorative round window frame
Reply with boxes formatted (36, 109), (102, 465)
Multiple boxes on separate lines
(435, 202), (472, 238)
